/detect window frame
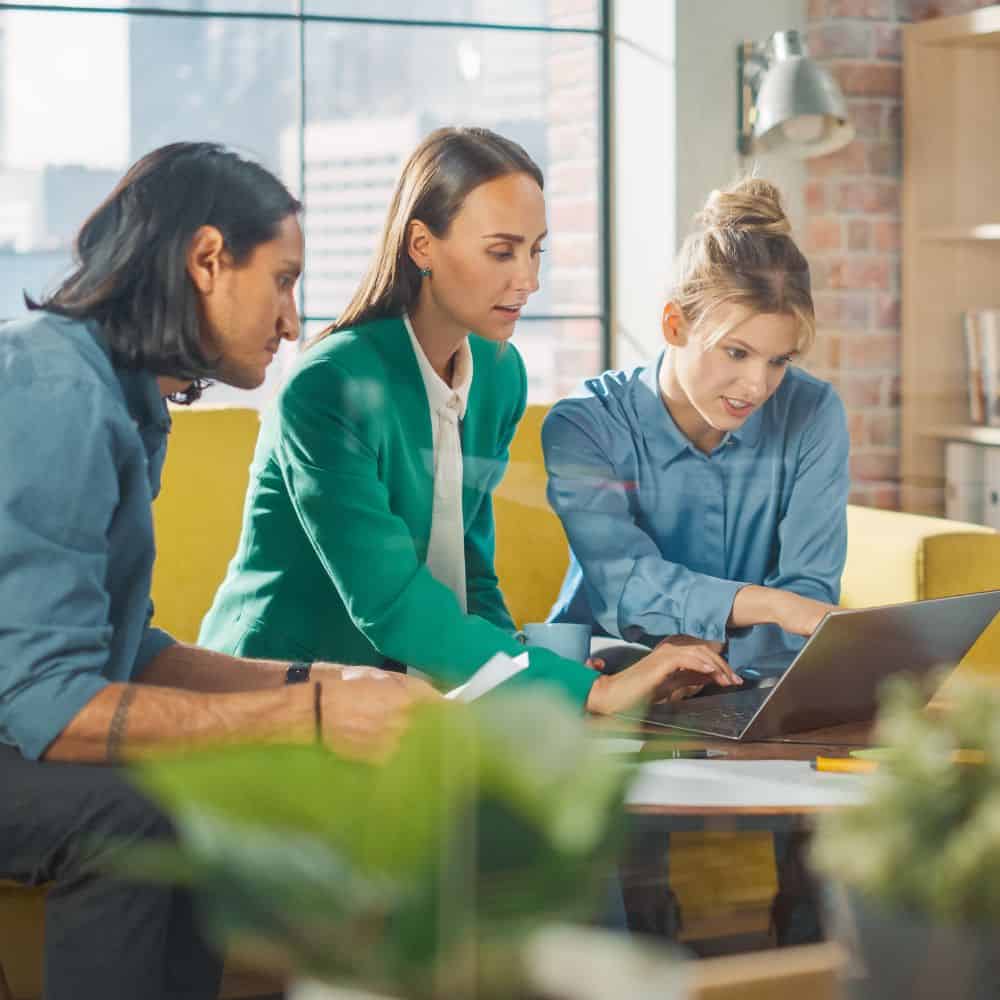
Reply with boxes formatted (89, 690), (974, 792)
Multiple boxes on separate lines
(0, 0), (613, 371)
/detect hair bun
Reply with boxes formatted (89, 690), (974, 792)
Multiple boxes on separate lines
(696, 177), (790, 237)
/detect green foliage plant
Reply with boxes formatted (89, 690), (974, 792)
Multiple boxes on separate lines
(813, 676), (1000, 925)
(122, 690), (631, 998)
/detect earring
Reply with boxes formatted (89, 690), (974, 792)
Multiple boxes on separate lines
(419, 267), (432, 278)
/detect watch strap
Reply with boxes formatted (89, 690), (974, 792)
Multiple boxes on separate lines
(285, 660), (313, 685)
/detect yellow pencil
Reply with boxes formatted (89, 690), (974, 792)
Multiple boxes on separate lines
(813, 750), (987, 774)
(813, 756), (877, 774)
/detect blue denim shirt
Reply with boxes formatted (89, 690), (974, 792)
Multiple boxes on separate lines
(542, 355), (850, 669)
(0, 312), (175, 759)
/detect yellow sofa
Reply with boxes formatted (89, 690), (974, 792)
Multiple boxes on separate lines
(5, 403), (1000, 996)
(149, 406), (263, 645)
(146, 404), (1000, 677)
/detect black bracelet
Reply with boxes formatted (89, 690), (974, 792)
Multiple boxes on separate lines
(313, 681), (323, 744)
(286, 660), (313, 684)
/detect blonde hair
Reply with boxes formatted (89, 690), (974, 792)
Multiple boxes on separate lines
(671, 177), (815, 353)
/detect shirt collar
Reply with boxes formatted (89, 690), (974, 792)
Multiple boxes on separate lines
(82, 318), (170, 434)
(116, 368), (171, 434)
(636, 351), (764, 461)
(403, 312), (473, 419)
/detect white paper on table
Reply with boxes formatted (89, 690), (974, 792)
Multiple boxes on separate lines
(445, 651), (530, 702)
(596, 738), (647, 754)
(625, 760), (872, 810)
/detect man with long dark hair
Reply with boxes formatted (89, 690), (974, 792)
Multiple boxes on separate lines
(0, 142), (436, 999)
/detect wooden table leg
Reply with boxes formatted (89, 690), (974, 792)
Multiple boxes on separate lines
(0, 961), (14, 1000)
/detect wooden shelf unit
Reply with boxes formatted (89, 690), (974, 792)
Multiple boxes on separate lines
(923, 424), (1000, 447)
(920, 224), (1000, 242)
(902, 5), (1000, 515)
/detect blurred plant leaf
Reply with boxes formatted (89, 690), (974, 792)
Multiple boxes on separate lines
(813, 675), (1000, 924)
(124, 690), (629, 997)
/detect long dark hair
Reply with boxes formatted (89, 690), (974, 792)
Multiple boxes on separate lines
(316, 126), (543, 343)
(29, 142), (301, 403)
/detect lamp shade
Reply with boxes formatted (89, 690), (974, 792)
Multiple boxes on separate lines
(753, 32), (854, 158)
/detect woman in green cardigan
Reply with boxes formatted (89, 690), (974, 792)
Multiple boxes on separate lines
(199, 126), (740, 714)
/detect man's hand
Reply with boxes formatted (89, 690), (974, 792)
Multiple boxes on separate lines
(317, 666), (441, 761)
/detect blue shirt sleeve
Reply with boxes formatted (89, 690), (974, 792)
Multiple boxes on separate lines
(135, 601), (177, 676)
(763, 386), (850, 603)
(0, 379), (122, 759)
(542, 403), (744, 644)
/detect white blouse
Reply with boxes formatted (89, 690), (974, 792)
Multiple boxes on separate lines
(403, 313), (473, 611)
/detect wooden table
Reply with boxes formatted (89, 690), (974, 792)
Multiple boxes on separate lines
(602, 719), (873, 952)
(599, 719), (874, 818)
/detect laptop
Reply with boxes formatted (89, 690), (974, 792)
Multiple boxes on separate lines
(621, 590), (1000, 741)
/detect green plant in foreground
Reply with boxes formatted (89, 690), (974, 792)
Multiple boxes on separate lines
(122, 691), (630, 998)
(813, 676), (1000, 924)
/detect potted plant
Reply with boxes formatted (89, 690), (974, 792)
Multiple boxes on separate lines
(123, 690), (688, 999)
(812, 676), (1000, 1000)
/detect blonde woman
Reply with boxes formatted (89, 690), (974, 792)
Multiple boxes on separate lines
(543, 178), (850, 676)
(199, 127), (741, 713)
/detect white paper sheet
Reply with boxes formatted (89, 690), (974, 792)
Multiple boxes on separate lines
(595, 738), (648, 754)
(625, 759), (871, 810)
(445, 651), (530, 702)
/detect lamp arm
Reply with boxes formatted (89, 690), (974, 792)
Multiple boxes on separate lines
(737, 40), (768, 156)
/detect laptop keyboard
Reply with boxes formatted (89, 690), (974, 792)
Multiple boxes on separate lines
(645, 689), (771, 738)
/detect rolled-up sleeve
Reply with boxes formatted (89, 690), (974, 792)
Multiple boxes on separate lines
(135, 606), (177, 677)
(543, 404), (744, 644)
(0, 379), (119, 759)
(623, 563), (744, 645)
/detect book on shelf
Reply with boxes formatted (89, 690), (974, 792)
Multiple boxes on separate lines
(964, 309), (1000, 426)
(964, 311), (986, 424)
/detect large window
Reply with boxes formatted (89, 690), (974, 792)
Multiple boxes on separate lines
(0, 0), (607, 403)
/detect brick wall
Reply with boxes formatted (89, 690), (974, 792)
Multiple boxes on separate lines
(803, 0), (994, 508)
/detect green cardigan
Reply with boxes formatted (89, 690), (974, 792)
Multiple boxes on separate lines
(198, 316), (597, 707)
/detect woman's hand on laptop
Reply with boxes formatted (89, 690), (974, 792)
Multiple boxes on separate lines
(730, 586), (837, 637)
(772, 592), (838, 637)
(650, 635), (726, 697)
(584, 641), (740, 715)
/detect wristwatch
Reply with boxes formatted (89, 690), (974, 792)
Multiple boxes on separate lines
(285, 660), (313, 684)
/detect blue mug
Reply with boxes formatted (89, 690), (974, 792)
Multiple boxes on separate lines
(517, 622), (591, 663)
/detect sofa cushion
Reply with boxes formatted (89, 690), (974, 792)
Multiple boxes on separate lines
(922, 532), (1000, 680)
(150, 407), (261, 643)
(842, 505), (992, 609)
(494, 404), (568, 628)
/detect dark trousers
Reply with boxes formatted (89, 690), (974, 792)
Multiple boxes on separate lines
(0, 744), (223, 1000)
